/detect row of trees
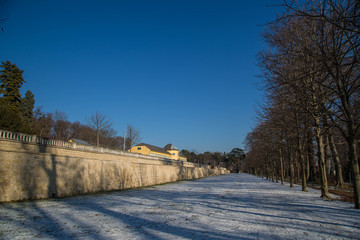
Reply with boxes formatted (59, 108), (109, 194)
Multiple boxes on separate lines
(180, 148), (245, 172)
(243, 0), (360, 208)
(0, 61), (141, 150)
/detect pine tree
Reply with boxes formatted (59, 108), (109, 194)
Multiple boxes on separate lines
(0, 61), (26, 131)
(0, 61), (25, 109)
(20, 90), (35, 133)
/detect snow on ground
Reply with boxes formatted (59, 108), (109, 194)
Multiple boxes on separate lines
(0, 174), (359, 240)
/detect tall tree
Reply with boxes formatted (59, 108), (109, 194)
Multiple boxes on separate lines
(126, 124), (141, 151)
(33, 107), (54, 138)
(226, 148), (246, 172)
(0, 61), (25, 109)
(86, 111), (113, 147)
(20, 90), (35, 134)
(52, 110), (71, 141)
(247, 0), (359, 207)
(0, 61), (25, 132)
(282, 0), (360, 210)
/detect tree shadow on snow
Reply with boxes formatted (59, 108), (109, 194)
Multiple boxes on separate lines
(1, 173), (360, 239)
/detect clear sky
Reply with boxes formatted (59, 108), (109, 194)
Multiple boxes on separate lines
(0, 0), (282, 153)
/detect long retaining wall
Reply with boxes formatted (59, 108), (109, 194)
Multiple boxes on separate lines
(0, 130), (229, 202)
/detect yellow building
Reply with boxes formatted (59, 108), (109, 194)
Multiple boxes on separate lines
(68, 139), (90, 146)
(130, 143), (187, 161)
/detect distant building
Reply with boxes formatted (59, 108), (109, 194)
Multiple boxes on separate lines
(130, 143), (187, 161)
(68, 139), (90, 146)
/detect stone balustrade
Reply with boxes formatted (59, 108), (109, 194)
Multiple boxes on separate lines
(0, 129), (199, 165)
(0, 129), (72, 148)
(0, 129), (36, 143)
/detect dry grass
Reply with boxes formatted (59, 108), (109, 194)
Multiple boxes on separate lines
(329, 188), (354, 203)
(307, 183), (354, 203)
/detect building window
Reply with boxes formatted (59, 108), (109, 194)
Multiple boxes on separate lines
(137, 147), (141, 150)
(172, 153), (175, 156)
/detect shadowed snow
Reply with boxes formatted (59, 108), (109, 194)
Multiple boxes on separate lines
(0, 174), (359, 239)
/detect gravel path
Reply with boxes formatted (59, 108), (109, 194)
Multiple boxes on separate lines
(0, 174), (359, 239)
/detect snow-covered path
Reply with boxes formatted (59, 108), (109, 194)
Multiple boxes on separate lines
(0, 174), (359, 240)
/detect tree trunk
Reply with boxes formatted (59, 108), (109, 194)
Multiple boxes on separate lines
(274, 160), (279, 183)
(348, 137), (360, 209)
(307, 130), (315, 184)
(280, 147), (285, 185)
(324, 134), (332, 181)
(328, 133), (344, 188)
(298, 138), (308, 192)
(315, 125), (330, 198)
(289, 152), (294, 188)
(298, 145), (307, 192)
(96, 130), (100, 147)
(301, 154), (308, 192)
(296, 159), (300, 184)
(265, 164), (269, 180)
(306, 154), (310, 181)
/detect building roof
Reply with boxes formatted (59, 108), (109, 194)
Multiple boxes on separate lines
(164, 144), (178, 151)
(69, 139), (90, 146)
(136, 143), (170, 155)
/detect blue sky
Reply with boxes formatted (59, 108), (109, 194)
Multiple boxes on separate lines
(0, 0), (281, 153)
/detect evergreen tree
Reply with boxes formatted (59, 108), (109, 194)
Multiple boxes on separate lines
(20, 90), (35, 133)
(0, 61), (25, 109)
(0, 107), (23, 131)
(0, 61), (26, 131)
(226, 148), (246, 173)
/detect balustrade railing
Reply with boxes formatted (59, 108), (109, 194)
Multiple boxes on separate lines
(0, 129), (74, 148)
(1, 129), (35, 143)
(0, 129), (186, 163)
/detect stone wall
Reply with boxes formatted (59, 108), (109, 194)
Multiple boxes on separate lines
(0, 130), (229, 202)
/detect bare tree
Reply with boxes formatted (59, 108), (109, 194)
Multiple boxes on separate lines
(247, 0), (359, 207)
(328, 128), (344, 187)
(52, 110), (71, 141)
(281, 0), (360, 210)
(86, 112), (113, 147)
(33, 107), (54, 138)
(126, 124), (141, 151)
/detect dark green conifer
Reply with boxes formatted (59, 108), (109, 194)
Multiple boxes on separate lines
(20, 90), (35, 133)
(0, 61), (25, 109)
(0, 61), (26, 131)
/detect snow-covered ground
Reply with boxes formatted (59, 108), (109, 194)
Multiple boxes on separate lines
(0, 174), (359, 240)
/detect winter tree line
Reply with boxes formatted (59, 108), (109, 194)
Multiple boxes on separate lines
(180, 148), (246, 173)
(242, 0), (360, 209)
(0, 60), (141, 150)
(0, 60), (245, 171)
